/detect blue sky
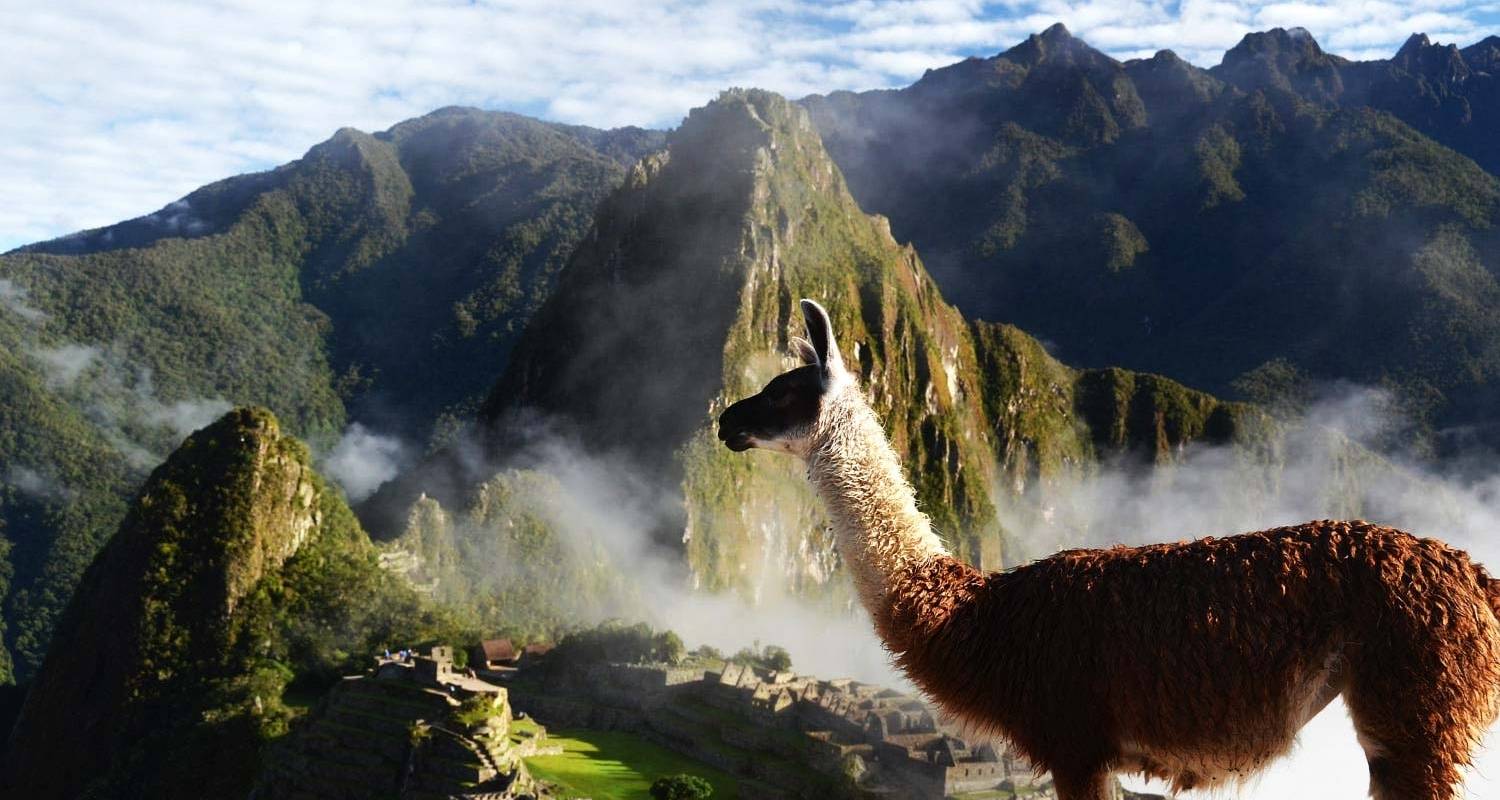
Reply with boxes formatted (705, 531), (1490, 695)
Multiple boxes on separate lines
(5, 3), (1500, 796)
(0, 0), (1497, 252)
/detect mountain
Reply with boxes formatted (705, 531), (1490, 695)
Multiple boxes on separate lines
(382, 469), (645, 635)
(803, 24), (1500, 454)
(9, 107), (663, 443)
(0, 109), (663, 679)
(1213, 28), (1500, 176)
(366, 90), (1278, 603)
(0, 407), (461, 799)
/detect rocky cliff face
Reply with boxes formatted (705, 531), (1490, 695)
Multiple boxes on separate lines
(477, 90), (1006, 590)
(1, 407), (445, 798)
(367, 90), (1277, 608)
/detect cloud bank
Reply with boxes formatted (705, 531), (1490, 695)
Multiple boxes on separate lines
(4, 0), (1498, 251)
(321, 423), (410, 503)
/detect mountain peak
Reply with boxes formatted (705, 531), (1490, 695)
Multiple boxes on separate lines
(1223, 26), (1327, 65)
(1399, 32), (1432, 56)
(1001, 22), (1108, 67)
(1392, 31), (1470, 80)
(2, 406), (330, 796)
(674, 88), (797, 152)
(1039, 22), (1073, 42)
(1214, 26), (1346, 101)
(1463, 35), (1500, 70)
(466, 88), (837, 474)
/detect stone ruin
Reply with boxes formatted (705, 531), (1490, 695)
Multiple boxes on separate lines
(708, 662), (1025, 797)
(505, 656), (1064, 799)
(257, 646), (554, 800)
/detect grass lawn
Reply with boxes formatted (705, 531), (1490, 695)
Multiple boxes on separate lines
(523, 729), (739, 800)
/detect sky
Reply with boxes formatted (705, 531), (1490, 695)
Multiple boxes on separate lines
(2, 0), (1500, 251)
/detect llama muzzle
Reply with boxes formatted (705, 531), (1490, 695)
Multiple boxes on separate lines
(716, 405), (755, 451)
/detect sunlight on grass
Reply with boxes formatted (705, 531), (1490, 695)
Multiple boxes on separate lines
(523, 729), (739, 800)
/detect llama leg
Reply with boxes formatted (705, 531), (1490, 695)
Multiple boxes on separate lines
(1347, 681), (1475, 800)
(1359, 749), (1462, 800)
(1051, 769), (1113, 800)
(1344, 623), (1500, 800)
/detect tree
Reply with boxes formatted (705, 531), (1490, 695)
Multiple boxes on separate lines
(763, 645), (792, 672)
(650, 774), (713, 800)
(653, 630), (685, 665)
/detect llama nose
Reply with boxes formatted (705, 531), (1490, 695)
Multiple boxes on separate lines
(716, 409), (738, 441)
(716, 409), (754, 451)
(716, 420), (740, 444)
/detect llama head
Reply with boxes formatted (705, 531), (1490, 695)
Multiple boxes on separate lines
(717, 299), (849, 456)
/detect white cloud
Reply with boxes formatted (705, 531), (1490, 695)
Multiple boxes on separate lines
(28, 343), (99, 387)
(0, 278), (47, 323)
(321, 423), (408, 503)
(4, 465), (74, 502)
(3, 1), (1495, 251)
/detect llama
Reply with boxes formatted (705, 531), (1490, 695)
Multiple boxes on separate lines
(717, 299), (1500, 800)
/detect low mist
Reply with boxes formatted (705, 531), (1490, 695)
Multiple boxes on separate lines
(321, 423), (410, 504)
(473, 421), (907, 687)
(1, 278), (231, 496)
(342, 379), (1500, 796)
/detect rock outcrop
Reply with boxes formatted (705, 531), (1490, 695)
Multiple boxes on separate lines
(1, 407), (438, 798)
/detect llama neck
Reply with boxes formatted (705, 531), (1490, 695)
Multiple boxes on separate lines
(805, 386), (950, 625)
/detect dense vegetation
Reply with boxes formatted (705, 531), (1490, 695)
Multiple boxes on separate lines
(0, 408), (472, 798)
(805, 25), (1500, 454)
(651, 774), (715, 800)
(0, 109), (662, 680)
(373, 90), (1281, 603)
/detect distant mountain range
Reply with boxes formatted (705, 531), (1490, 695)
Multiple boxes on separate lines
(0, 25), (1495, 762)
(0, 110), (661, 679)
(806, 24), (1500, 454)
(365, 89), (1285, 603)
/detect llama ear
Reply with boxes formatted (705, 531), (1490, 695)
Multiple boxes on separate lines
(789, 336), (819, 366)
(800, 299), (844, 378)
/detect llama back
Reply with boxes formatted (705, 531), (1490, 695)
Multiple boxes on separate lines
(887, 520), (1500, 792)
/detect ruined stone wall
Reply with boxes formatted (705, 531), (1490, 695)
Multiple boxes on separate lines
(257, 676), (536, 800)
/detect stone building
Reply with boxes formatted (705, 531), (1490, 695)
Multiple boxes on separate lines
(508, 656), (1049, 799)
(472, 639), (520, 670)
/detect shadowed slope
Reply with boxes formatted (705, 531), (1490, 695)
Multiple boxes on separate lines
(805, 25), (1500, 453)
(1, 408), (455, 798)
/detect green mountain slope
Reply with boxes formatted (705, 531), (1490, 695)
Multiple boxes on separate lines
(803, 25), (1500, 452)
(0, 408), (462, 799)
(369, 90), (1276, 605)
(0, 109), (663, 679)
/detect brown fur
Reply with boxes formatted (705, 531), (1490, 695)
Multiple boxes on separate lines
(723, 300), (1500, 799)
(879, 521), (1500, 799)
